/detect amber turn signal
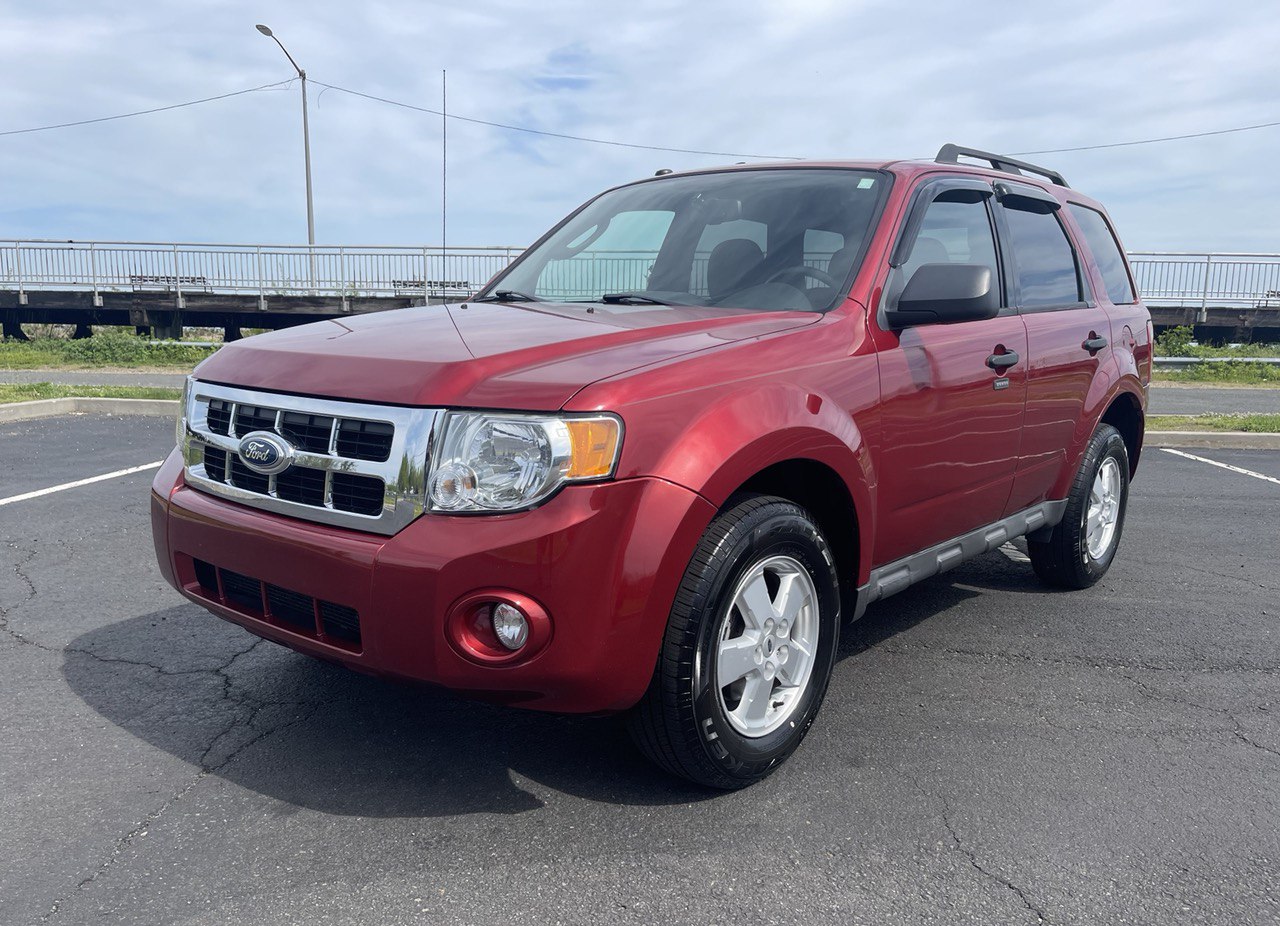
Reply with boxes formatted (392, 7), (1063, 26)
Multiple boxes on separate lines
(565, 416), (622, 480)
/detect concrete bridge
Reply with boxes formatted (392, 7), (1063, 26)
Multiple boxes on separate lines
(2, 240), (1278, 342)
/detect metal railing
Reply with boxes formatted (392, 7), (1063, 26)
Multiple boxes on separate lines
(0, 240), (525, 305)
(1128, 252), (1280, 312)
(4, 240), (1280, 315)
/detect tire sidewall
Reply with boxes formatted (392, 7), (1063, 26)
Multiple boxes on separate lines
(687, 506), (840, 781)
(1073, 428), (1130, 581)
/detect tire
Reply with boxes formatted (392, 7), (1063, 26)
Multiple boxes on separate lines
(1028, 423), (1130, 589)
(628, 494), (841, 789)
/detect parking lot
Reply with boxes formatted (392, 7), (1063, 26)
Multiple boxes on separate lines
(2, 414), (1277, 926)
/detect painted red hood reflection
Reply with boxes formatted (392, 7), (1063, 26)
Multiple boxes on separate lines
(193, 300), (819, 409)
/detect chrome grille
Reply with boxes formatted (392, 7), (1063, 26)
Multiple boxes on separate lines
(180, 379), (438, 535)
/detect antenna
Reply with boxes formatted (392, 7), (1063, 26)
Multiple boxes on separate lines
(442, 69), (447, 294)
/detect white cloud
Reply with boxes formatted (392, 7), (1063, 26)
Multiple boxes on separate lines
(1, 0), (1278, 251)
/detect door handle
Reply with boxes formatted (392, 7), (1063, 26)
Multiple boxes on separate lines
(1082, 335), (1108, 353)
(986, 350), (1020, 370)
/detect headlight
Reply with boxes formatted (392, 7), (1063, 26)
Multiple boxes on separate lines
(428, 411), (623, 513)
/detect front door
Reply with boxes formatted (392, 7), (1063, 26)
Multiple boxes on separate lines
(871, 178), (1028, 565)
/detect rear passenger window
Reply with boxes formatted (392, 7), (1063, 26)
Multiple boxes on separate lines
(1068, 204), (1135, 304)
(1002, 205), (1082, 308)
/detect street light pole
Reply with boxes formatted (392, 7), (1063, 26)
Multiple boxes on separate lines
(256, 24), (315, 247)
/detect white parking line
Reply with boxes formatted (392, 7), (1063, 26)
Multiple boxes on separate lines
(0, 461), (164, 508)
(1161, 448), (1280, 487)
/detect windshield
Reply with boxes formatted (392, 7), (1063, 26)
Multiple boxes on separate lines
(482, 168), (887, 312)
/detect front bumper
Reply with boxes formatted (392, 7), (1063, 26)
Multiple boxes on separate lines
(150, 450), (714, 713)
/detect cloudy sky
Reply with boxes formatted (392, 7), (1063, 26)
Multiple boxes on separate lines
(2, 0), (1278, 251)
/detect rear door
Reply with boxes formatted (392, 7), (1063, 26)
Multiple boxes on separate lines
(994, 181), (1114, 512)
(871, 176), (1028, 565)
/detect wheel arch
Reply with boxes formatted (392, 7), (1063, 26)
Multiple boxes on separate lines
(1099, 387), (1145, 478)
(733, 458), (863, 620)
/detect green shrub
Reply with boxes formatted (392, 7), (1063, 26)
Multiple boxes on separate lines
(1155, 325), (1196, 357)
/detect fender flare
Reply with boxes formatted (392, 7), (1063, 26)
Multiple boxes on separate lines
(646, 383), (877, 581)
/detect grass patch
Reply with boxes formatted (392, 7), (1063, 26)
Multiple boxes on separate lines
(0, 383), (181, 404)
(1148, 413), (1280, 433)
(1154, 362), (1280, 385)
(0, 332), (217, 370)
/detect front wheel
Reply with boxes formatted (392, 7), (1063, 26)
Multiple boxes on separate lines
(1028, 423), (1130, 589)
(628, 494), (841, 789)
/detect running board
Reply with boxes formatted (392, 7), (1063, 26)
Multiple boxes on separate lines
(852, 500), (1067, 620)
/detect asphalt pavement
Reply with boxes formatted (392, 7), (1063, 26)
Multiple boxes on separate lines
(1, 415), (1278, 925)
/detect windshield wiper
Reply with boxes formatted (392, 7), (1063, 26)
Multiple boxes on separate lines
(599, 292), (669, 305)
(473, 289), (542, 303)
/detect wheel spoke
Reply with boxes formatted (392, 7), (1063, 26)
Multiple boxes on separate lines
(717, 636), (760, 688)
(735, 674), (774, 724)
(776, 640), (811, 686)
(737, 572), (776, 630)
(775, 571), (808, 626)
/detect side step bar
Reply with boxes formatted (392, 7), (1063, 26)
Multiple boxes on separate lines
(852, 500), (1067, 620)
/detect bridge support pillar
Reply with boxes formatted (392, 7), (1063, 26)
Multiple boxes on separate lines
(2, 315), (29, 341)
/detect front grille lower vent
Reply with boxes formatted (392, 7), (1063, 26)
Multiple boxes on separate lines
(192, 558), (362, 650)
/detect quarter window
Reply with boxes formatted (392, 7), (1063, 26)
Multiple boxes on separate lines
(1002, 205), (1082, 308)
(1068, 204), (1135, 304)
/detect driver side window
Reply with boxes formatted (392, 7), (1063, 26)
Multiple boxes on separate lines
(889, 195), (1000, 307)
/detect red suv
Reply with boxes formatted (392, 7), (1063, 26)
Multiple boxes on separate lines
(151, 145), (1151, 788)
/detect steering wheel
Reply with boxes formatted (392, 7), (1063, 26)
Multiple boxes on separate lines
(763, 265), (837, 288)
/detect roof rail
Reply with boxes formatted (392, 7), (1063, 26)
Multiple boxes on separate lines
(935, 144), (1069, 188)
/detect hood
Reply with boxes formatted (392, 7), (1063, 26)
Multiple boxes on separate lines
(194, 301), (820, 410)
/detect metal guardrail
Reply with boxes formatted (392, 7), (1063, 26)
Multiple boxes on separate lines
(1153, 356), (1280, 368)
(1128, 252), (1280, 313)
(4, 241), (1280, 316)
(0, 240), (524, 305)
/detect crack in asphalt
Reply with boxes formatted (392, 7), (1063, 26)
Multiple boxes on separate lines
(1, 541), (43, 649)
(882, 642), (1280, 763)
(907, 774), (1051, 923)
(1, 540), (329, 922)
(1119, 672), (1280, 762)
(39, 633), (331, 922)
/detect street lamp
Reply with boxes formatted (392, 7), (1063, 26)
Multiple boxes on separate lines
(256, 24), (315, 247)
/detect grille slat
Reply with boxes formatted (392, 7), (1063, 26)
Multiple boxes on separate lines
(266, 584), (317, 631)
(207, 400), (232, 436)
(336, 419), (394, 462)
(280, 412), (336, 454)
(221, 569), (264, 613)
(191, 558), (361, 652)
(234, 405), (276, 435)
(331, 473), (385, 516)
(229, 456), (270, 494)
(320, 601), (362, 645)
(202, 446), (228, 483)
(275, 466), (326, 506)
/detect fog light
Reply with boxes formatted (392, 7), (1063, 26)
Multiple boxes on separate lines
(491, 603), (529, 651)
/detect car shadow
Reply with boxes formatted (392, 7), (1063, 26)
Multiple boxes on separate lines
(63, 550), (1042, 817)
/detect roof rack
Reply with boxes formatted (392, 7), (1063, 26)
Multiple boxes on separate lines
(935, 144), (1069, 188)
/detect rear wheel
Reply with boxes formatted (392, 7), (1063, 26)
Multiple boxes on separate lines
(1028, 423), (1130, 589)
(628, 494), (840, 789)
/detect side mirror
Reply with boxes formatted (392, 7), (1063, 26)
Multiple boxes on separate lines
(884, 263), (998, 328)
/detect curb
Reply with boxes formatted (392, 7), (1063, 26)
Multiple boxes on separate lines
(0, 397), (179, 423)
(1146, 430), (1280, 450)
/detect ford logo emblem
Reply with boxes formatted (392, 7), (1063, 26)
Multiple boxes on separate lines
(236, 431), (293, 476)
